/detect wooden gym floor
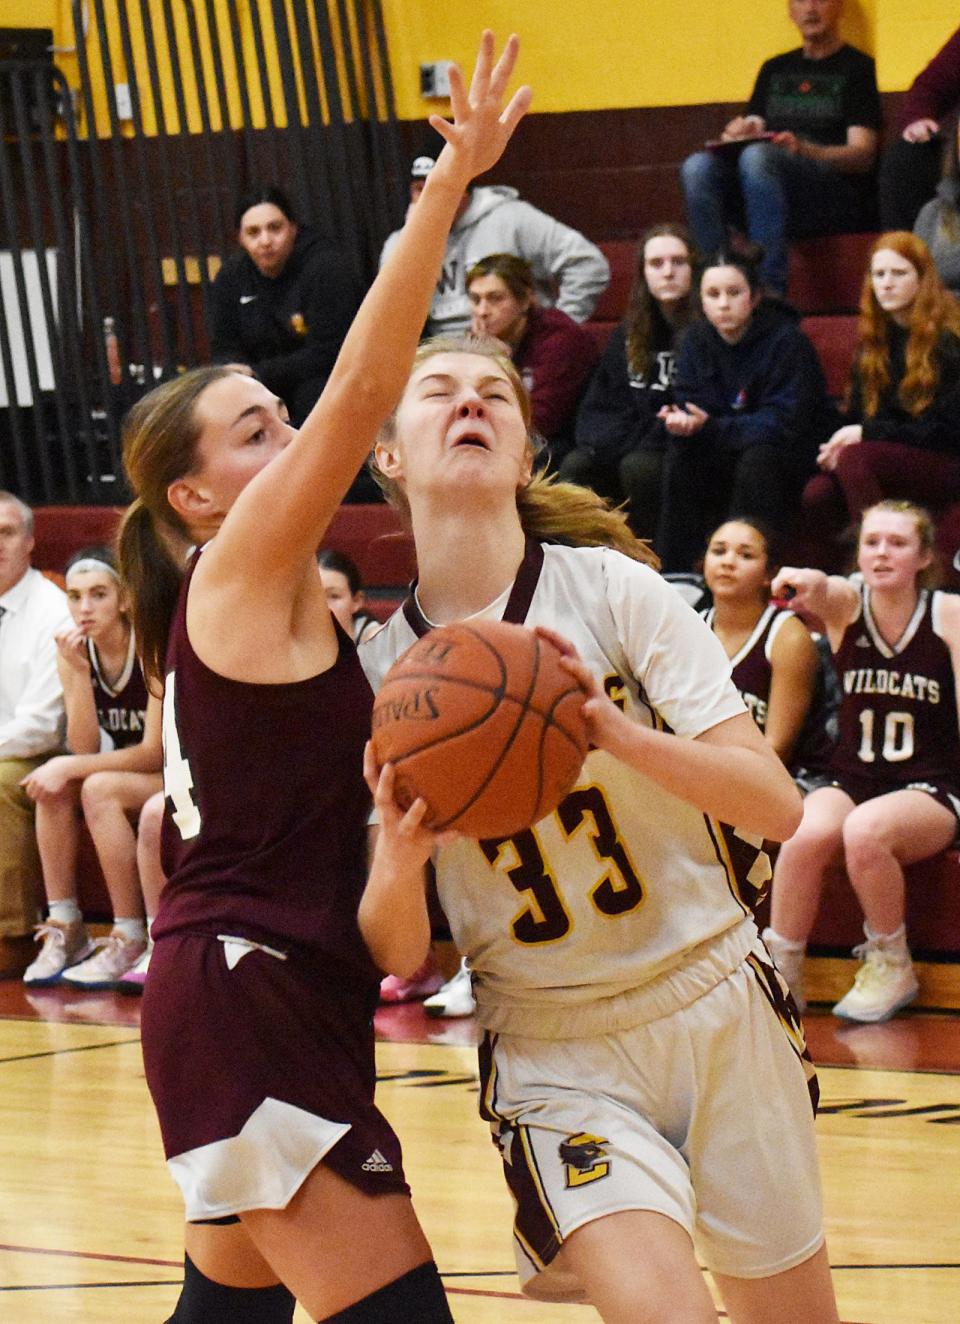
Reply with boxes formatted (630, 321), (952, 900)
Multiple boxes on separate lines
(0, 978), (958, 1322)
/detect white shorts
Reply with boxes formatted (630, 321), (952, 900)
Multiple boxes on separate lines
(477, 938), (824, 1301)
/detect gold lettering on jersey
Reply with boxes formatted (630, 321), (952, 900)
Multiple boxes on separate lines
(559, 1133), (610, 1188)
(603, 673), (627, 713)
(842, 668), (939, 703)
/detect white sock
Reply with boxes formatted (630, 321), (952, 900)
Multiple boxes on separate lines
(113, 917), (147, 943)
(864, 923), (910, 961)
(763, 926), (805, 952)
(49, 899), (82, 926)
(146, 915), (156, 945)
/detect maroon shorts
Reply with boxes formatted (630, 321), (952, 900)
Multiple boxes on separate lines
(141, 931), (409, 1220)
(826, 773), (960, 841)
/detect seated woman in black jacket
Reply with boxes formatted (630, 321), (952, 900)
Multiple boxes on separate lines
(657, 247), (836, 572)
(803, 230), (960, 534)
(558, 223), (695, 537)
(207, 184), (360, 426)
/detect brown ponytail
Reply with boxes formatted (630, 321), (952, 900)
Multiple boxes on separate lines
(118, 365), (232, 689)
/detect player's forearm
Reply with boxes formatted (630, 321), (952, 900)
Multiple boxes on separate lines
(603, 721), (802, 840)
(359, 858), (432, 978)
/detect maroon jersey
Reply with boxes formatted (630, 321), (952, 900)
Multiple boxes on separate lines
(87, 635), (149, 749)
(155, 550), (377, 985)
(831, 584), (960, 789)
(702, 603), (834, 774)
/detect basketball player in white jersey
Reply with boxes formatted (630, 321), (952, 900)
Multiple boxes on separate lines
(358, 333), (840, 1323)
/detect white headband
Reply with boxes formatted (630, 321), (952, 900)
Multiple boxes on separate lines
(66, 557), (120, 583)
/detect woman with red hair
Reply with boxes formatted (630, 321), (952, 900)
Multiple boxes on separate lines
(803, 231), (960, 529)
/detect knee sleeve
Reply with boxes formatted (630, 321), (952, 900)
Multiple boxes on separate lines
(319, 1261), (453, 1323)
(166, 1253), (295, 1324)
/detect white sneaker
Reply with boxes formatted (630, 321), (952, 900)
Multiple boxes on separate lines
(832, 942), (920, 1023)
(761, 927), (807, 1015)
(423, 959), (476, 1019)
(60, 931), (147, 990)
(23, 920), (96, 987)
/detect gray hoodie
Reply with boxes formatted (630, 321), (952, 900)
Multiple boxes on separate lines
(915, 178), (960, 295)
(379, 185), (610, 336)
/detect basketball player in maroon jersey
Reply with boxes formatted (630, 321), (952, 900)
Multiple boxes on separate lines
(768, 501), (960, 1022)
(116, 34), (530, 1324)
(701, 518), (834, 783)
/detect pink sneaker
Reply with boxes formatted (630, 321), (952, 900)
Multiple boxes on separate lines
(117, 943), (152, 995)
(379, 956), (443, 1004)
(60, 931), (147, 990)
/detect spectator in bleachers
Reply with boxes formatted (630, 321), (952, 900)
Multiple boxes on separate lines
(766, 501), (960, 1023)
(680, 0), (881, 296)
(208, 184), (360, 426)
(560, 224), (696, 537)
(804, 232), (960, 532)
(379, 155), (609, 337)
(19, 547), (162, 989)
(914, 116), (960, 295)
(317, 549), (380, 645)
(0, 492), (72, 978)
(700, 517), (836, 788)
(466, 253), (599, 458)
(656, 248), (836, 572)
(879, 25), (960, 231)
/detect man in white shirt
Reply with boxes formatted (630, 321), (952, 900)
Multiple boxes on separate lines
(0, 492), (72, 976)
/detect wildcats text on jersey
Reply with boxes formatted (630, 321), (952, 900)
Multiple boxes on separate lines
(841, 668), (940, 703)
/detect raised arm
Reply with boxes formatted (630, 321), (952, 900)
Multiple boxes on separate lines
(207, 33), (531, 584)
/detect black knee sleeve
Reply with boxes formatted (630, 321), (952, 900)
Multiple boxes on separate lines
(319, 1261), (453, 1323)
(165, 1252), (296, 1323)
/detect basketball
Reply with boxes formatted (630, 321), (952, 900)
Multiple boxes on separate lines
(371, 619), (589, 838)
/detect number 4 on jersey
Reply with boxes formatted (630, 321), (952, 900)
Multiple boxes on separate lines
(162, 671), (201, 840)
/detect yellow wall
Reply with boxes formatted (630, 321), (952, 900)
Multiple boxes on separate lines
(382, 0), (957, 118)
(7, 0), (960, 125)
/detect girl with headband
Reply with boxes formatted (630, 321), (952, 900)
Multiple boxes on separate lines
(20, 546), (162, 988)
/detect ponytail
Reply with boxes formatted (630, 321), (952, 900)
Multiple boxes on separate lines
(116, 499), (188, 692)
(517, 470), (658, 566)
(119, 365), (231, 691)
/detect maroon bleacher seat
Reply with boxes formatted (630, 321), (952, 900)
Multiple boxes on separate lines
(593, 239), (636, 324)
(800, 315), (858, 400)
(320, 504), (415, 591)
(33, 506), (123, 573)
(787, 232), (877, 314)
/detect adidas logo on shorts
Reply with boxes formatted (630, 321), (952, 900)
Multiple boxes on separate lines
(362, 1149), (393, 1173)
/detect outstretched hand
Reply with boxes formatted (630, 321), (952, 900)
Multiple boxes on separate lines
(429, 32), (532, 187)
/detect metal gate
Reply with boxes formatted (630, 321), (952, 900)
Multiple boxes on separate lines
(0, 3), (405, 505)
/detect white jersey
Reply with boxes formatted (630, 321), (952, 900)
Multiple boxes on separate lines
(360, 541), (766, 1040)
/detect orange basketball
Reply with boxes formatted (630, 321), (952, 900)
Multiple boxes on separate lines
(371, 619), (589, 838)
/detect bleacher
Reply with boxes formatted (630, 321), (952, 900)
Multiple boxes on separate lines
(30, 225), (960, 1008)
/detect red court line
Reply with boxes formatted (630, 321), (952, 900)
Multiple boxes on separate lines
(0, 1244), (180, 1269)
